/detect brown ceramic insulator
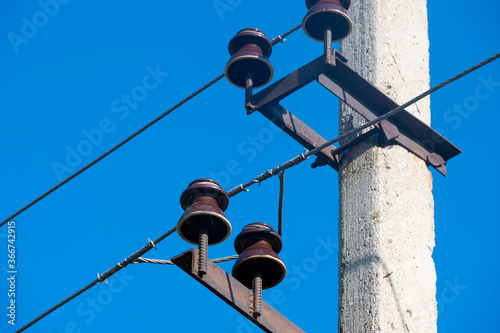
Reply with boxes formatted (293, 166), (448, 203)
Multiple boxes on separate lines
(302, 0), (353, 43)
(180, 179), (229, 211)
(232, 240), (287, 290)
(232, 223), (286, 290)
(234, 222), (282, 255)
(177, 179), (231, 246)
(225, 28), (274, 89)
(228, 28), (272, 58)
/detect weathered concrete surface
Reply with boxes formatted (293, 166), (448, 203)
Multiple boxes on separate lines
(338, 1), (437, 332)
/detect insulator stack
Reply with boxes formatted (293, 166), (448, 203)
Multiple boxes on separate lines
(225, 28), (274, 112)
(177, 179), (231, 276)
(302, 0), (353, 65)
(232, 223), (286, 317)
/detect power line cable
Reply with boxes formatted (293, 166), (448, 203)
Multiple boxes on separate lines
(227, 51), (500, 197)
(271, 24), (302, 45)
(0, 24), (304, 228)
(10, 25), (305, 330)
(134, 254), (239, 265)
(0, 73), (221, 227)
(15, 226), (177, 333)
(13, 41), (498, 333)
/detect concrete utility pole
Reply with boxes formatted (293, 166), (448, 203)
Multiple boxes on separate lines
(338, 1), (437, 332)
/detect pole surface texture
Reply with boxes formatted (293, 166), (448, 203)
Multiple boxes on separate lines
(338, 1), (437, 332)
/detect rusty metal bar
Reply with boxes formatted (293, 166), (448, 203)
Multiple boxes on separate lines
(250, 48), (461, 176)
(311, 127), (380, 168)
(252, 54), (328, 112)
(252, 50), (347, 113)
(260, 103), (339, 170)
(171, 249), (305, 333)
(316, 55), (462, 176)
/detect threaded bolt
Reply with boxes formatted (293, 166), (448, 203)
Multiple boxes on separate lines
(198, 229), (208, 276)
(324, 25), (333, 65)
(245, 72), (255, 112)
(252, 273), (263, 318)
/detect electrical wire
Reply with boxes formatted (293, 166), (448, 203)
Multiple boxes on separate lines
(271, 24), (302, 45)
(10, 34), (499, 330)
(10, 23), (305, 332)
(277, 171), (285, 236)
(0, 73), (222, 227)
(15, 226), (177, 333)
(0, 24), (304, 228)
(227, 51), (500, 197)
(134, 254), (239, 265)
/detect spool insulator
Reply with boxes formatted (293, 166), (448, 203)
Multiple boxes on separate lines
(303, 0), (353, 42)
(177, 179), (231, 246)
(225, 28), (274, 89)
(232, 223), (286, 289)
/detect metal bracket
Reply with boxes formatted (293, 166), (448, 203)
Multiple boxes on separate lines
(260, 103), (341, 170)
(171, 249), (305, 333)
(250, 49), (462, 176)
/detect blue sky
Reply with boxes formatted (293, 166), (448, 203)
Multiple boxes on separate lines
(1, 1), (499, 332)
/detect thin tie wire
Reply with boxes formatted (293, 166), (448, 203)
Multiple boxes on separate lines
(0, 24), (304, 228)
(134, 254), (239, 265)
(227, 51), (500, 197)
(278, 170), (285, 236)
(15, 226), (177, 333)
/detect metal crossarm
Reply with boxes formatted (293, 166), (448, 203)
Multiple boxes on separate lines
(171, 249), (305, 333)
(250, 49), (462, 176)
(317, 52), (462, 176)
